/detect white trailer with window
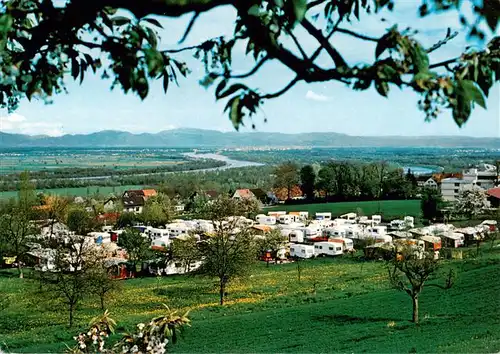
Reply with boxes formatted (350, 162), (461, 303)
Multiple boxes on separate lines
(329, 237), (354, 251)
(256, 214), (277, 225)
(288, 229), (305, 243)
(305, 225), (322, 240)
(290, 244), (315, 258)
(315, 212), (332, 221)
(314, 241), (344, 256)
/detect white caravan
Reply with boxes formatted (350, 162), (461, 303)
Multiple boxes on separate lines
(315, 212), (332, 221)
(323, 227), (347, 238)
(256, 214), (277, 225)
(329, 237), (354, 251)
(340, 213), (357, 223)
(372, 215), (382, 224)
(290, 244), (315, 258)
(314, 241), (344, 256)
(288, 229), (305, 243)
(305, 225), (322, 240)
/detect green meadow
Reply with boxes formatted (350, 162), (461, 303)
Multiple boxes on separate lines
(267, 200), (421, 220)
(1, 247), (499, 353)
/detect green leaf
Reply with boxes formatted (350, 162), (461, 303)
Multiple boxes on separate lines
(375, 80), (389, 97)
(228, 96), (243, 130)
(247, 5), (261, 17)
(145, 27), (158, 48)
(218, 84), (248, 99)
(375, 34), (390, 58)
(172, 60), (188, 77)
(410, 42), (429, 73)
(162, 70), (169, 93)
(452, 88), (471, 127)
(71, 57), (79, 80)
(142, 18), (163, 29)
(460, 80), (487, 109)
(292, 0), (307, 23)
(215, 79), (228, 99)
(111, 16), (131, 26)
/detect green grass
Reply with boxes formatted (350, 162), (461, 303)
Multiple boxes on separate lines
(1, 247), (499, 353)
(0, 185), (148, 200)
(267, 200), (421, 220)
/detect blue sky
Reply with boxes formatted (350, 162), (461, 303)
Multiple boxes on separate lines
(0, 1), (498, 137)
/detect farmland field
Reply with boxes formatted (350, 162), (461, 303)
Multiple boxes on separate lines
(0, 185), (148, 200)
(0, 148), (192, 174)
(266, 200), (421, 221)
(1, 248), (499, 353)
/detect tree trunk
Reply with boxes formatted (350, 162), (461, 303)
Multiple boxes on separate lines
(17, 261), (23, 279)
(69, 303), (74, 328)
(412, 296), (419, 324)
(219, 280), (226, 305)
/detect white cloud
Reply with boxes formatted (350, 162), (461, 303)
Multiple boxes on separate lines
(0, 113), (64, 136)
(305, 90), (330, 102)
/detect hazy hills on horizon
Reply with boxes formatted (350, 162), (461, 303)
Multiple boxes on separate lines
(0, 128), (498, 148)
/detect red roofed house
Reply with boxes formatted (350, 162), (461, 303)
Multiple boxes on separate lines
(122, 189), (157, 214)
(233, 189), (258, 202)
(487, 187), (500, 208)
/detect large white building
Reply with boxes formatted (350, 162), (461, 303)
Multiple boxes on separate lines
(441, 164), (498, 202)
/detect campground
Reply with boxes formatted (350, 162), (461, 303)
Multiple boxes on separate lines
(1, 246), (499, 353)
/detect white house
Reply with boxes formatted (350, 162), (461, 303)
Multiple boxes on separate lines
(423, 177), (439, 189)
(441, 178), (475, 202)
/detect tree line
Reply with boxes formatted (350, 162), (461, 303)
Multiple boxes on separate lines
(274, 161), (419, 202)
(0, 159), (226, 192)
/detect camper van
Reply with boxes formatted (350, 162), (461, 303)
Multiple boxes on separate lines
(329, 238), (354, 251)
(315, 212), (332, 221)
(420, 235), (442, 251)
(305, 225), (323, 240)
(314, 241), (344, 256)
(278, 214), (295, 224)
(340, 213), (357, 223)
(288, 229), (305, 243)
(323, 227), (347, 238)
(256, 214), (277, 225)
(290, 244), (315, 258)
(166, 223), (190, 239)
(441, 232), (465, 248)
(372, 215), (382, 224)
(151, 237), (170, 250)
(148, 228), (170, 240)
(390, 220), (406, 230)
(366, 226), (387, 236)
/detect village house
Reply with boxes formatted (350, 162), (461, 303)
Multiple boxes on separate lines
(487, 187), (500, 208)
(122, 189), (157, 213)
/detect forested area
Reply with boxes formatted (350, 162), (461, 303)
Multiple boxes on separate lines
(222, 148), (499, 172)
(0, 159), (226, 192)
(274, 161), (418, 202)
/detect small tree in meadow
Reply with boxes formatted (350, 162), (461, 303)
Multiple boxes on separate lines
(118, 228), (151, 271)
(197, 196), (257, 305)
(387, 246), (454, 324)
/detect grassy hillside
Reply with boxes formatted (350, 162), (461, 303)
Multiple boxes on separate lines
(266, 200), (421, 220)
(1, 248), (499, 353)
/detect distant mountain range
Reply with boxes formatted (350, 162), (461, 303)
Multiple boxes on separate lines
(0, 128), (498, 148)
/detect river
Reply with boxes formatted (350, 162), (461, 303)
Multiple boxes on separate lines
(32, 153), (265, 182)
